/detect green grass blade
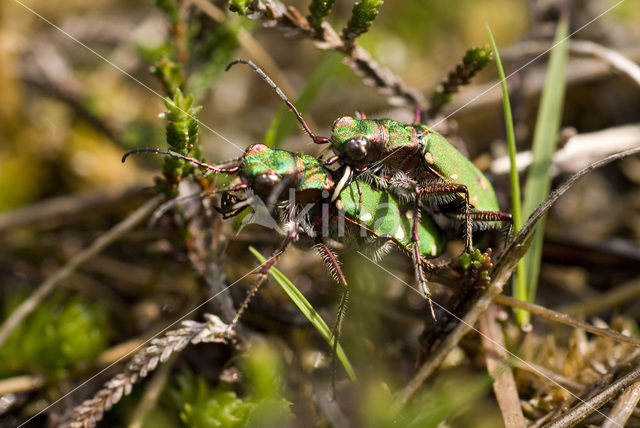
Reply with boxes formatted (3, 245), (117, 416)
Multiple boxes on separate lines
(485, 24), (528, 324)
(521, 19), (569, 317)
(249, 247), (357, 381)
(263, 52), (342, 148)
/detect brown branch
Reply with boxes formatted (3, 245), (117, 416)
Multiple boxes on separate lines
(0, 186), (150, 232)
(240, 0), (427, 110)
(602, 381), (640, 428)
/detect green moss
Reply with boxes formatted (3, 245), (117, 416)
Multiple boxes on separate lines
(0, 291), (109, 378)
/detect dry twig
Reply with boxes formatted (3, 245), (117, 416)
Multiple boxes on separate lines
(602, 381), (640, 428)
(239, 0), (426, 109)
(0, 186), (150, 231)
(478, 305), (526, 428)
(493, 294), (640, 347)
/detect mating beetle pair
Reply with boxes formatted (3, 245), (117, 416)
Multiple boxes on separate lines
(224, 60), (511, 310)
(228, 60), (512, 253)
(124, 141), (447, 323)
(125, 59), (511, 328)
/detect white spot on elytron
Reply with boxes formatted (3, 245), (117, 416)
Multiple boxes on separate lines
(359, 212), (373, 222)
(335, 199), (343, 210)
(480, 178), (490, 191)
(405, 211), (413, 220)
(450, 173), (459, 180)
(431, 244), (437, 256)
(424, 152), (435, 164)
(471, 195), (479, 206)
(394, 226), (405, 240)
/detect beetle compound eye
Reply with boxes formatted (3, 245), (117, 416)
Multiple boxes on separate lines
(344, 136), (369, 161)
(253, 171), (282, 195)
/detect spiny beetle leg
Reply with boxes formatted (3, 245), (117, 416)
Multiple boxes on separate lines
(417, 182), (473, 253)
(410, 191), (435, 319)
(315, 241), (348, 288)
(227, 231), (297, 337)
(315, 240), (350, 391)
(457, 210), (514, 241)
(378, 230), (438, 319)
(331, 288), (349, 395)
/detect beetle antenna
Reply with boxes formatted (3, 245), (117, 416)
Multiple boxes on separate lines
(122, 148), (240, 174)
(226, 59), (329, 145)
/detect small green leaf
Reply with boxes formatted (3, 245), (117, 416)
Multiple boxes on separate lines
(228, 0), (252, 15)
(308, 0), (337, 28)
(150, 57), (185, 96)
(343, 0), (383, 41)
(486, 25), (527, 324)
(249, 247), (357, 381)
(158, 89), (204, 187)
(521, 19), (569, 321)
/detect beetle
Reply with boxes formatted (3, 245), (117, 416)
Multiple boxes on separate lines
(328, 115), (513, 252)
(123, 143), (446, 320)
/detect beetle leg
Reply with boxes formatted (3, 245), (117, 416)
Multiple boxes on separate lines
(315, 241), (348, 288)
(411, 189), (436, 319)
(417, 182), (473, 253)
(227, 231), (297, 336)
(331, 287), (349, 395)
(355, 180), (363, 216)
(314, 240), (350, 392)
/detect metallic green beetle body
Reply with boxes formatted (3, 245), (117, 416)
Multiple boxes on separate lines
(241, 143), (334, 202)
(420, 126), (500, 212)
(337, 180), (445, 259)
(329, 117), (500, 213)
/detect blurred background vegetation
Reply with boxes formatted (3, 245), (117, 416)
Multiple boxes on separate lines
(1, 0), (640, 426)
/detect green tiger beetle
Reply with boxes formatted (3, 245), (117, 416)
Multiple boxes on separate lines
(226, 59), (512, 255)
(123, 143), (446, 324)
(327, 115), (513, 251)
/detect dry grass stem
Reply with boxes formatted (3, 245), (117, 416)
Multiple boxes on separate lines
(0, 375), (45, 396)
(545, 365), (640, 428)
(478, 305), (526, 428)
(67, 314), (231, 428)
(0, 186), (150, 231)
(602, 381), (640, 428)
(491, 124), (640, 176)
(493, 294), (640, 347)
(559, 276), (640, 317)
